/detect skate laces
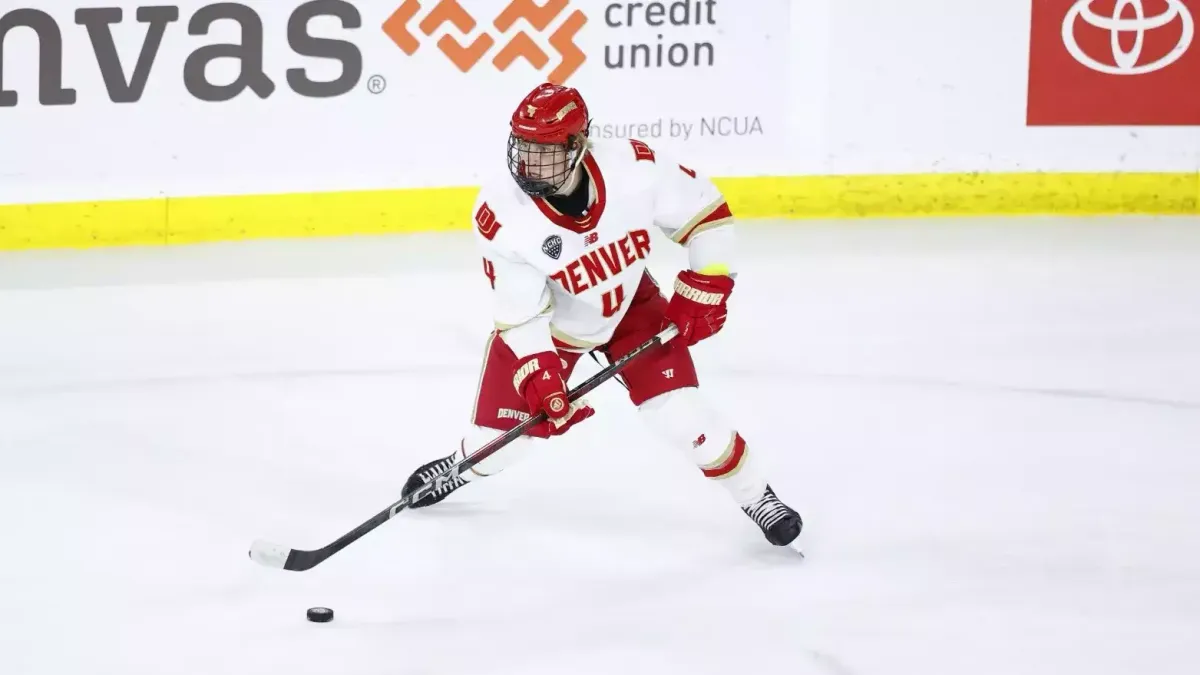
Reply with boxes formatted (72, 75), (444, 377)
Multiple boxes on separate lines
(743, 488), (793, 531)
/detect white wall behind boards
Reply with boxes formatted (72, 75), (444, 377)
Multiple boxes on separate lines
(0, 0), (1195, 204)
(822, 0), (1199, 174)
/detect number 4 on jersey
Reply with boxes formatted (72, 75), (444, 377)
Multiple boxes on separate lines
(601, 286), (625, 317)
(482, 257), (496, 289)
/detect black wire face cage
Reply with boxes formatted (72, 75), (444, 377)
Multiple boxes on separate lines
(507, 133), (584, 198)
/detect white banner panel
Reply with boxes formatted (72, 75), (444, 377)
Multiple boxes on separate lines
(0, 0), (795, 203)
(821, 0), (1200, 173)
(0, 0), (1195, 205)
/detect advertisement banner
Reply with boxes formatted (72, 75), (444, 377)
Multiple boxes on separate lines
(0, 0), (791, 203)
(1027, 0), (1200, 125)
(377, 0), (792, 176)
(1, 0), (1191, 210)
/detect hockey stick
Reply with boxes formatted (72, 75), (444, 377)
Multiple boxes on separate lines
(248, 323), (681, 571)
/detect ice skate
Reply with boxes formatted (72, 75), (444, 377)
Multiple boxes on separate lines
(742, 485), (803, 551)
(401, 452), (470, 509)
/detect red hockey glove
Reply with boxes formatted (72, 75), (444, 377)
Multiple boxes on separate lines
(512, 351), (594, 436)
(663, 270), (736, 347)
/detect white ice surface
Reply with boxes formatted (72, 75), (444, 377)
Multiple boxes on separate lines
(2, 216), (1199, 675)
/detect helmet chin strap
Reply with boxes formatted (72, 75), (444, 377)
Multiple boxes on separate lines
(553, 143), (588, 196)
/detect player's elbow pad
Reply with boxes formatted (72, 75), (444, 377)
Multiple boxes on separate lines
(500, 315), (556, 359)
(687, 226), (736, 277)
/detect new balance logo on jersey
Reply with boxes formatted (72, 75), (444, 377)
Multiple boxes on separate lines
(584, 232), (599, 246)
(550, 229), (651, 295)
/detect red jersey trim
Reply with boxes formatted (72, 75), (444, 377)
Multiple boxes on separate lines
(533, 153), (607, 235)
(674, 200), (733, 245)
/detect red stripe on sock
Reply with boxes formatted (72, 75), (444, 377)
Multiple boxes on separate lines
(702, 433), (746, 478)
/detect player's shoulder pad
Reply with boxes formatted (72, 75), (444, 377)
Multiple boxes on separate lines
(471, 182), (540, 262)
(593, 137), (700, 182)
(589, 137), (660, 166)
(470, 178), (519, 243)
(472, 195), (504, 243)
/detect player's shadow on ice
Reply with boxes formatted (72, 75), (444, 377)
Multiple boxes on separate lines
(405, 491), (807, 564)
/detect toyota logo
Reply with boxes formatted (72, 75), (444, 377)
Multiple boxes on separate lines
(1062, 0), (1194, 74)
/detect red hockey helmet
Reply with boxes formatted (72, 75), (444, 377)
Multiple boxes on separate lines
(507, 82), (591, 197)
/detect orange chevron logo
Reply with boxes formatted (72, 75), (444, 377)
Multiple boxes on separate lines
(383, 0), (587, 84)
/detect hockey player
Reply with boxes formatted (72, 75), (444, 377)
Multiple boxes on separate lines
(401, 82), (802, 548)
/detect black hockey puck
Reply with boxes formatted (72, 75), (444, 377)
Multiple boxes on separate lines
(306, 607), (334, 623)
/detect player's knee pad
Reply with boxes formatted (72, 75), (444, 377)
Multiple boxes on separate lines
(637, 387), (766, 503)
(458, 424), (542, 479)
(637, 387), (734, 468)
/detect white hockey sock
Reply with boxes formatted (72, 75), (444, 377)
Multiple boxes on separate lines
(637, 387), (768, 505)
(454, 424), (542, 481)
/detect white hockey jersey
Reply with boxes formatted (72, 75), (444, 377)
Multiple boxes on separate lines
(471, 138), (734, 358)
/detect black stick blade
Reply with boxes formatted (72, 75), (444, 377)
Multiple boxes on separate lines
(248, 539), (324, 570)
